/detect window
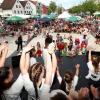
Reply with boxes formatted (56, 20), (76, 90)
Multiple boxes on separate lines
(18, 11), (19, 14)
(25, 11), (26, 13)
(16, 5), (18, 8)
(21, 11), (23, 14)
(14, 10), (16, 14)
(19, 5), (21, 8)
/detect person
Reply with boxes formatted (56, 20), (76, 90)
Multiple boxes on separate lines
(0, 42), (24, 100)
(30, 46), (37, 66)
(36, 42), (42, 57)
(90, 85), (100, 100)
(56, 64), (80, 95)
(40, 43), (68, 100)
(42, 36), (53, 67)
(17, 35), (23, 51)
(20, 42), (66, 100)
(85, 50), (100, 83)
(20, 45), (46, 100)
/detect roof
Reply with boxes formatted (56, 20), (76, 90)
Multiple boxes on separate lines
(30, 1), (47, 7)
(30, 1), (38, 5)
(20, 1), (27, 7)
(0, 0), (16, 10)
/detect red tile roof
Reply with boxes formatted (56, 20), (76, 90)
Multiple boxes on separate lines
(0, 0), (16, 10)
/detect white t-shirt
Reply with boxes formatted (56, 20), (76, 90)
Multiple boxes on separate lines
(86, 61), (100, 81)
(22, 73), (45, 100)
(58, 75), (78, 91)
(4, 74), (24, 100)
(30, 57), (37, 66)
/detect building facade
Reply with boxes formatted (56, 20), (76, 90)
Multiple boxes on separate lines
(12, 0), (25, 15)
(0, 0), (48, 17)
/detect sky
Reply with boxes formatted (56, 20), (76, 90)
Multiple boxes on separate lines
(34, 0), (86, 9)
(0, 0), (86, 9)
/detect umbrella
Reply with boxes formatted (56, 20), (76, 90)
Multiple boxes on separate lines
(31, 15), (41, 19)
(0, 28), (5, 33)
(67, 16), (81, 22)
(6, 16), (23, 22)
(12, 15), (31, 19)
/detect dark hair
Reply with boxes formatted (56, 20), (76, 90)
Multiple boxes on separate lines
(51, 92), (68, 100)
(0, 67), (13, 92)
(91, 55), (100, 72)
(29, 63), (46, 99)
(45, 37), (52, 48)
(64, 71), (73, 83)
(60, 71), (74, 95)
(30, 47), (36, 57)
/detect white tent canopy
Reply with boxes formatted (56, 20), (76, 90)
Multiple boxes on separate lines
(94, 11), (100, 15)
(58, 11), (71, 19)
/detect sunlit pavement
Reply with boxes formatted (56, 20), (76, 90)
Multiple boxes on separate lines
(0, 33), (100, 58)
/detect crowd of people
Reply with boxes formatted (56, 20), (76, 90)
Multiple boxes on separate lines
(0, 35), (100, 100)
(0, 13), (100, 100)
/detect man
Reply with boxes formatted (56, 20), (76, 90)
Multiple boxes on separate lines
(17, 35), (23, 51)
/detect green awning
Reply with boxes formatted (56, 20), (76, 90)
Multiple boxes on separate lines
(67, 16), (81, 22)
(6, 16), (23, 22)
(31, 15), (41, 19)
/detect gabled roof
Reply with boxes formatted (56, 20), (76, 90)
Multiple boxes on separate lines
(30, 1), (38, 5)
(0, 0), (16, 10)
(30, 0), (47, 7)
(20, 1), (27, 7)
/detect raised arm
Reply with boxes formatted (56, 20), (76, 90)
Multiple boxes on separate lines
(72, 64), (80, 90)
(75, 64), (80, 76)
(0, 43), (8, 68)
(44, 42), (57, 85)
(56, 67), (62, 84)
(52, 53), (57, 74)
(20, 45), (33, 74)
(88, 50), (91, 61)
(44, 52), (52, 85)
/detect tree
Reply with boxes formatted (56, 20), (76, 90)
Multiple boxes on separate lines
(96, 3), (100, 11)
(81, 0), (97, 14)
(69, 0), (97, 14)
(48, 1), (57, 14)
(57, 6), (62, 14)
(69, 5), (82, 14)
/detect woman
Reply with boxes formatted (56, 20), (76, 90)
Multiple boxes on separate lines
(36, 42), (42, 57)
(30, 46), (37, 66)
(20, 43), (66, 100)
(20, 45), (46, 100)
(86, 50), (100, 82)
(0, 42), (24, 100)
(56, 64), (80, 95)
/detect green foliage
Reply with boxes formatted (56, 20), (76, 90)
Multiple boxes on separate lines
(48, 1), (57, 14)
(82, 0), (96, 13)
(57, 6), (62, 14)
(96, 3), (100, 11)
(69, 0), (98, 14)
